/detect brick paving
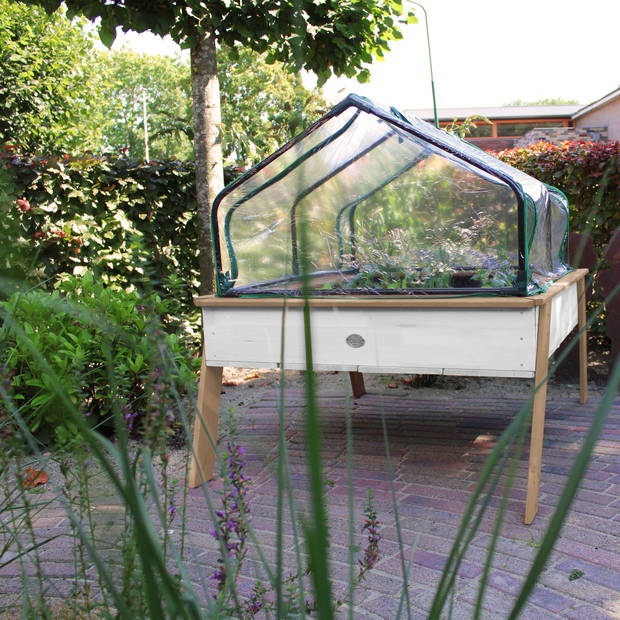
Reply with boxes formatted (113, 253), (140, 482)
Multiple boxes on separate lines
(211, 387), (620, 619)
(1, 381), (619, 618)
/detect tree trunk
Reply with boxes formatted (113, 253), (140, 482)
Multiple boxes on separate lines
(191, 31), (224, 295)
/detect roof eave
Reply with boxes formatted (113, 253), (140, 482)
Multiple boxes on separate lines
(572, 87), (620, 119)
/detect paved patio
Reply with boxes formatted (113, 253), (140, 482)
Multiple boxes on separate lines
(1, 381), (619, 618)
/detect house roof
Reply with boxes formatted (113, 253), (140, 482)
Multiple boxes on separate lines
(404, 105), (581, 122)
(572, 86), (620, 119)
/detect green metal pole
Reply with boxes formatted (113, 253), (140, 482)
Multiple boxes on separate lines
(405, 1), (439, 128)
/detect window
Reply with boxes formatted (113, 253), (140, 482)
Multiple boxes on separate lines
(468, 124), (493, 137)
(497, 122), (562, 137)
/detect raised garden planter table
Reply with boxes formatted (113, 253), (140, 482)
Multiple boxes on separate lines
(188, 269), (588, 524)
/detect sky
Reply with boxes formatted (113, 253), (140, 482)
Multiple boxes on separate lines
(113, 0), (620, 112)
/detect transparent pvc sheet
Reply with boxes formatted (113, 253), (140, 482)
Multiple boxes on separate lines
(342, 153), (519, 292)
(213, 95), (570, 297)
(528, 187), (570, 290)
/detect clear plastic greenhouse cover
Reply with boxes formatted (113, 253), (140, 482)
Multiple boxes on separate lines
(212, 94), (570, 297)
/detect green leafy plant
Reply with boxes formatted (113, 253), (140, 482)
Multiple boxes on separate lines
(445, 114), (493, 139)
(1, 272), (198, 445)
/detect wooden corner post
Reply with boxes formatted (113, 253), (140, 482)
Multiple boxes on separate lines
(188, 354), (223, 488)
(577, 274), (588, 405)
(524, 299), (552, 524)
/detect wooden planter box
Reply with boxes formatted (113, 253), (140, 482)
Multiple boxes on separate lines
(189, 269), (588, 524)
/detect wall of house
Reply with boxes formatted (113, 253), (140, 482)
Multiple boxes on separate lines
(574, 96), (620, 141)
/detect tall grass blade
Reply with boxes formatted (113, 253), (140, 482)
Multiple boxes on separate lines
(346, 391), (355, 620)
(0, 532), (60, 570)
(473, 407), (530, 618)
(295, 92), (333, 613)
(276, 301), (287, 617)
(277, 298), (308, 616)
(428, 400), (529, 619)
(300, 295), (333, 618)
(395, 521), (426, 619)
(380, 409), (412, 620)
(509, 355), (620, 618)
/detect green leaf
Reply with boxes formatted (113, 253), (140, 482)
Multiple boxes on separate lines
(98, 24), (117, 49)
(356, 68), (371, 83)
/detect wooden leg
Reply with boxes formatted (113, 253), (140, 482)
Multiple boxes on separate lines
(188, 357), (223, 488)
(577, 276), (588, 405)
(349, 371), (366, 398)
(524, 301), (552, 525)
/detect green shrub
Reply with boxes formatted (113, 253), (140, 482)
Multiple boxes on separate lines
(498, 140), (619, 341)
(1, 271), (199, 446)
(497, 140), (620, 255)
(1, 149), (247, 303)
(1, 149), (199, 305)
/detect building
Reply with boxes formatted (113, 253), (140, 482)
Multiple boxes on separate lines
(404, 104), (580, 151)
(573, 86), (620, 142)
(405, 86), (619, 151)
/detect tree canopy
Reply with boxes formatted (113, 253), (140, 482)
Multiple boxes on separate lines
(97, 46), (328, 163)
(25, 0), (417, 301)
(98, 50), (194, 160)
(36, 0), (416, 85)
(0, 0), (104, 153)
(218, 45), (328, 164)
(0, 0), (329, 162)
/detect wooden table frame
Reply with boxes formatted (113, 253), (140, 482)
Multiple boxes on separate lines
(188, 269), (588, 525)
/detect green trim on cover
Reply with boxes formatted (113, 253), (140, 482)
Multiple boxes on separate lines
(525, 195), (537, 251)
(222, 109), (362, 283)
(232, 292), (517, 301)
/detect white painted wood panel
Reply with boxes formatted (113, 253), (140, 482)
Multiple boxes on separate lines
(202, 305), (539, 376)
(548, 282), (579, 356)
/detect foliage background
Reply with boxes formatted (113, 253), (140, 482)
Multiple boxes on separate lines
(497, 140), (620, 257)
(0, 0), (104, 154)
(2, 140), (618, 305)
(0, 0), (329, 164)
(1, 152), (198, 303)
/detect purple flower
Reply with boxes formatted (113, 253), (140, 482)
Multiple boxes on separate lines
(210, 439), (252, 592)
(359, 491), (381, 578)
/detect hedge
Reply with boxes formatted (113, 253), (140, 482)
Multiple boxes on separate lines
(1, 148), (199, 305)
(497, 140), (620, 257)
(2, 140), (618, 303)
